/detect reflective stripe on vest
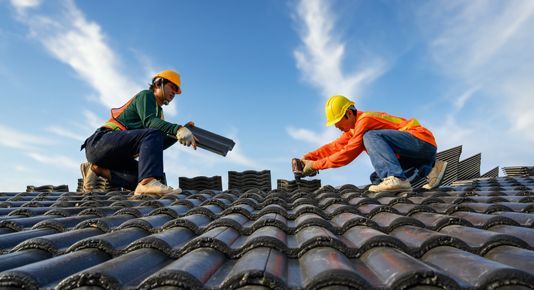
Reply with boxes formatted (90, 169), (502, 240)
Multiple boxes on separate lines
(102, 95), (164, 131)
(359, 112), (421, 131)
(102, 97), (136, 131)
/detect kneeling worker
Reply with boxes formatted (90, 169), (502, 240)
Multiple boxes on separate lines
(299, 95), (446, 192)
(80, 70), (197, 196)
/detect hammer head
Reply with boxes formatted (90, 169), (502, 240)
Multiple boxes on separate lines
(292, 158), (304, 181)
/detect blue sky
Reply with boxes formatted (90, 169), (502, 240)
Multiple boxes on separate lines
(1, 0), (533, 191)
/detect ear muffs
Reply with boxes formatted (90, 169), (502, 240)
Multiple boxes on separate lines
(152, 77), (163, 86)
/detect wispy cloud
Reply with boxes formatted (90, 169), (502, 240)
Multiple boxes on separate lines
(26, 151), (79, 170)
(290, 0), (386, 147)
(82, 110), (106, 131)
(11, 0), (141, 108)
(286, 126), (338, 147)
(46, 126), (85, 141)
(418, 1), (534, 171)
(421, 1), (534, 142)
(0, 123), (52, 150)
(293, 0), (385, 99)
(226, 142), (258, 168)
(7, 0), (257, 188)
(10, 0), (41, 13)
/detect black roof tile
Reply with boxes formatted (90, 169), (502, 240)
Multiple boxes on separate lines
(12, 228), (103, 255)
(484, 245), (534, 276)
(362, 246), (461, 289)
(67, 227), (149, 257)
(451, 211), (520, 228)
(439, 225), (530, 254)
(298, 246), (378, 289)
(0, 249), (52, 273)
(488, 225), (534, 247)
(390, 225), (470, 256)
(423, 246), (534, 289)
(0, 229), (59, 253)
(1, 175), (534, 288)
(138, 247), (226, 289)
(0, 248), (110, 289)
(57, 248), (171, 289)
(179, 175), (223, 191)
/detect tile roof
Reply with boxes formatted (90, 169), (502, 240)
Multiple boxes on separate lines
(1, 174), (534, 289)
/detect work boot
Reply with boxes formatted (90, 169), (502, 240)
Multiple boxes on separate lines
(368, 176), (412, 193)
(80, 162), (99, 193)
(134, 179), (182, 197)
(423, 160), (448, 190)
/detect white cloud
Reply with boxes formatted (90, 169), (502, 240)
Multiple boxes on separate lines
(421, 1), (534, 142)
(26, 152), (79, 170)
(11, 0), (142, 109)
(10, 0), (41, 12)
(0, 123), (53, 150)
(226, 143), (258, 168)
(453, 86), (479, 111)
(46, 126), (85, 141)
(286, 126), (338, 146)
(289, 0), (385, 154)
(82, 110), (105, 129)
(15, 165), (28, 172)
(7, 1), (260, 190)
(293, 0), (386, 99)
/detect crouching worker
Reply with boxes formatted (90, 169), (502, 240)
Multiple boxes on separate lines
(80, 70), (198, 196)
(299, 95), (446, 193)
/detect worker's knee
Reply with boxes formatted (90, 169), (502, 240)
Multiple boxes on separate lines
(143, 128), (164, 143)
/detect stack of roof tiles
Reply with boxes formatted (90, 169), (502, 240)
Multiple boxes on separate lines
(503, 166), (534, 177)
(228, 170), (272, 192)
(277, 179), (321, 192)
(481, 166), (500, 178)
(179, 176), (223, 191)
(1, 173), (534, 289)
(26, 185), (69, 193)
(76, 178), (120, 193)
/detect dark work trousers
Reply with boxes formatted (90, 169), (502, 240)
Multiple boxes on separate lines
(81, 128), (177, 190)
(363, 129), (437, 184)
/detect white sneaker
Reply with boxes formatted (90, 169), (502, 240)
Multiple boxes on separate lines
(134, 179), (182, 197)
(422, 160), (448, 190)
(80, 162), (99, 193)
(368, 176), (412, 193)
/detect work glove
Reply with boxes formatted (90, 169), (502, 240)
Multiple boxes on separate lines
(176, 126), (198, 149)
(301, 159), (317, 177)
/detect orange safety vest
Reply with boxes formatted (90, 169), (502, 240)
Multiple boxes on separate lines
(102, 96), (165, 131)
(304, 111), (437, 170)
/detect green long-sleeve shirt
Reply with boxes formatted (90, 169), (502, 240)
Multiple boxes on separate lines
(103, 90), (181, 135)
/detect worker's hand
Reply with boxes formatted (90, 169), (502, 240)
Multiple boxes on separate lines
(176, 127), (198, 150)
(186, 121), (195, 127)
(302, 159), (317, 177)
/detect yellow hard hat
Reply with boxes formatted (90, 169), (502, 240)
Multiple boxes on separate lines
(153, 70), (181, 94)
(325, 95), (355, 126)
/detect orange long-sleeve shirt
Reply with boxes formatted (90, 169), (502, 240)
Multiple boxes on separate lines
(304, 111), (437, 170)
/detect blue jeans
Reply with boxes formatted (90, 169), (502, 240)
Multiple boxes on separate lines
(82, 128), (176, 190)
(363, 130), (436, 184)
